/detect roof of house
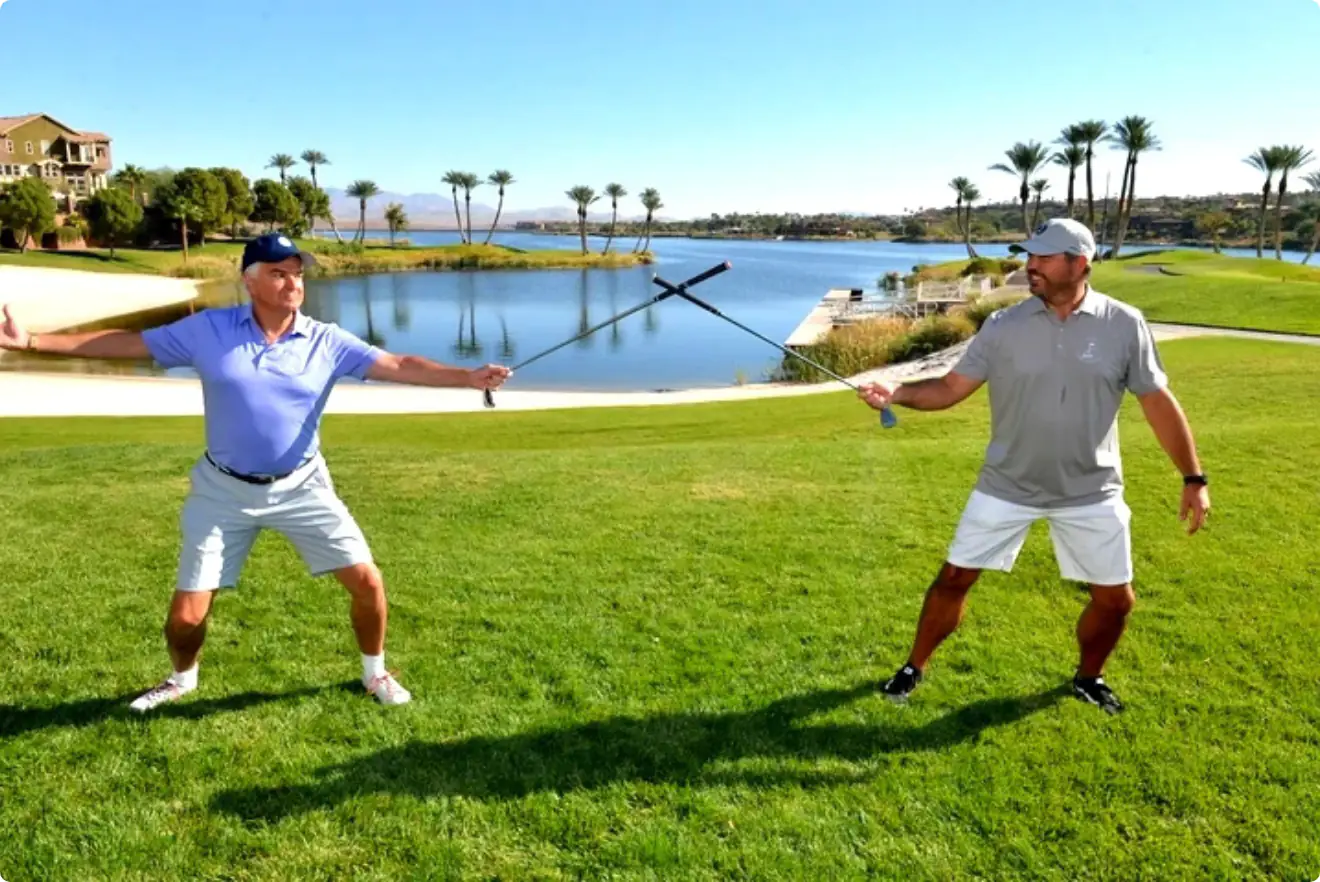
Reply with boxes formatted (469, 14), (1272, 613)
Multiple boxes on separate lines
(0, 113), (111, 141)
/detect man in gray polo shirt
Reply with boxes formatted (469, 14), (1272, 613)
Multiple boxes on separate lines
(858, 219), (1210, 714)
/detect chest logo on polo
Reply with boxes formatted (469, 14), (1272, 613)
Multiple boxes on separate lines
(1079, 340), (1099, 362)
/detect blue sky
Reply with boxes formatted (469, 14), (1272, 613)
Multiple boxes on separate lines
(2, 0), (1319, 219)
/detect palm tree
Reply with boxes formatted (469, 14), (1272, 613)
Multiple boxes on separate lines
(990, 141), (1051, 235)
(633, 188), (663, 253)
(384, 202), (408, 247)
(301, 149), (341, 242)
(267, 153), (295, 185)
(301, 150), (328, 189)
(115, 164), (147, 204)
(566, 185), (599, 254)
(459, 172), (480, 247)
(948, 176), (970, 242)
(169, 197), (203, 264)
(345, 180), (379, 243)
(442, 171), (466, 243)
(1029, 179), (1050, 231)
(962, 182), (980, 259)
(1196, 210), (1231, 254)
(601, 183), (627, 254)
(1052, 143), (1086, 218)
(1245, 147), (1285, 259)
(1107, 116), (1161, 259)
(1272, 145), (1314, 260)
(1071, 120), (1108, 232)
(483, 170), (515, 245)
(1303, 171), (1320, 264)
(1053, 126), (1088, 219)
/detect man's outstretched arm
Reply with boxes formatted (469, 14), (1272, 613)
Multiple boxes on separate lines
(0, 305), (150, 359)
(366, 351), (510, 389)
(859, 371), (984, 412)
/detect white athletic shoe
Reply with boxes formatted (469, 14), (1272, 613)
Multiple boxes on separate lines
(129, 677), (195, 713)
(365, 672), (411, 706)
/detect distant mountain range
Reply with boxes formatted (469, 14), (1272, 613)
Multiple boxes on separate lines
(322, 187), (654, 229)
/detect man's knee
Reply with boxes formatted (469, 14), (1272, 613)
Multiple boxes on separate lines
(336, 562), (384, 598)
(1090, 583), (1135, 617)
(166, 591), (214, 631)
(933, 562), (981, 595)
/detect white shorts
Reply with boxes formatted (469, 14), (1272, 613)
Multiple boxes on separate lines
(174, 453), (373, 592)
(947, 490), (1133, 585)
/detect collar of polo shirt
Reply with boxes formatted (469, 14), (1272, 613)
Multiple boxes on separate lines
(1026, 284), (1101, 317)
(240, 303), (312, 338)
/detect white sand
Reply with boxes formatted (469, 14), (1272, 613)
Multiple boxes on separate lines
(0, 265), (204, 332)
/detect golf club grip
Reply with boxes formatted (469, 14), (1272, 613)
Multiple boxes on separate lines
(684, 261), (732, 287)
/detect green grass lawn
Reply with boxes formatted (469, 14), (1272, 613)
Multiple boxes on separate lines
(1091, 250), (1320, 335)
(1, 337), (1318, 880)
(0, 238), (649, 279)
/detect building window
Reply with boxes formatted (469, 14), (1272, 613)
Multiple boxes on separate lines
(3, 140), (11, 153)
(25, 141), (33, 154)
(40, 140), (49, 154)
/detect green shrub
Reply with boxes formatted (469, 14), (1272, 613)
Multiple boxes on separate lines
(963, 256), (1022, 278)
(886, 313), (977, 363)
(952, 292), (1029, 330)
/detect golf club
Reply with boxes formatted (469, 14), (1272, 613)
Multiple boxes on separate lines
(651, 274), (898, 428)
(483, 261), (732, 408)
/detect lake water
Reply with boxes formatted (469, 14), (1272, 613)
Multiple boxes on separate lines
(301, 233), (1022, 391)
(11, 232), (1313, 390)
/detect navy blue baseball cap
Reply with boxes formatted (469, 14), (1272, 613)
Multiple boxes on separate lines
(241, 233), (319, 272)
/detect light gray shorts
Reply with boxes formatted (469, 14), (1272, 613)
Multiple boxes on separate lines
(174, 453), (373, 592)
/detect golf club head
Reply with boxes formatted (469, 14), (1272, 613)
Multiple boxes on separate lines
(880, 407), (898, 429)
(483, 388), (495, 408)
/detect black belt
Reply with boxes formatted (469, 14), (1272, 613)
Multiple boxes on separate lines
(205, 452), (300, 485)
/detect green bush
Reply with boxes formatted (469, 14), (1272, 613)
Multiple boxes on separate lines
(886, 313), (978, 363)
(952, 292), (1029, 330)
(962, 256), (1022, 278)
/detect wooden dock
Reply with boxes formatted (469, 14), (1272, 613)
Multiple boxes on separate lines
(784, 288), (857, 348)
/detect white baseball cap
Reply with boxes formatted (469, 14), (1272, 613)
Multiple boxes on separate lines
(1009, 218), (1096, 261)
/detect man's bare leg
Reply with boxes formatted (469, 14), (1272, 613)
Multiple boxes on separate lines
(335, 562), (410, 705)
(130, 590), (215, 712)
(1071, 583), (1134, 714)
(882, 563), (981, 701)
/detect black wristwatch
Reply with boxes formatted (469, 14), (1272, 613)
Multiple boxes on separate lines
(1183, 474), (1208, 486)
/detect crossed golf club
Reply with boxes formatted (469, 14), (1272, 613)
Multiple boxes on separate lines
(482, 261), (897, 429)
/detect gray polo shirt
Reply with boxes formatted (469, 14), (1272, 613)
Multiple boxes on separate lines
(951, 287), (1168, 509)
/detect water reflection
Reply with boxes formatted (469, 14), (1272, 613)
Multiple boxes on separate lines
(575, 270), (591, 350)
(452, 272), (482, 360)
(390, 273), (410, 332)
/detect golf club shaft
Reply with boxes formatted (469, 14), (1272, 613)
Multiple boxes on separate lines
(651, 274), (898, 427)
(483, 261), (732, 407)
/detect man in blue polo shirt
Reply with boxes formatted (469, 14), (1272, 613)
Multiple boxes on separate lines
(0, 233), (511, 711)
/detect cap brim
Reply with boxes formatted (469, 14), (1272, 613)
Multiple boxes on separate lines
(296, 250), (319, 268)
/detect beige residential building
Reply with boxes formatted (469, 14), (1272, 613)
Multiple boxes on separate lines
(0, 112), (113, 202)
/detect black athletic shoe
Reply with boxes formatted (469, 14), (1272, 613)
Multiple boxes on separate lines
(881, 663), (923, 703)
(1072, 674), (1124, 715)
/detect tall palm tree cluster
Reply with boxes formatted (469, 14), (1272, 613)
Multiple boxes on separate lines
(950, 117), (1159, 260)
(1243, 145), (1315, 260)
(563, 184), (663, 255)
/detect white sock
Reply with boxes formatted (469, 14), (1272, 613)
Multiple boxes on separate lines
(169, 663), (198, 691)
(362, 653), (386, 683)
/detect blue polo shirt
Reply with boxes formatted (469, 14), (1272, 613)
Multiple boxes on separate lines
(142, 305), (381, 476)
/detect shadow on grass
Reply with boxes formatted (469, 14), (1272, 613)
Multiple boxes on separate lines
(213, 680), (1069, 821)
(0, 681), (358, 737)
